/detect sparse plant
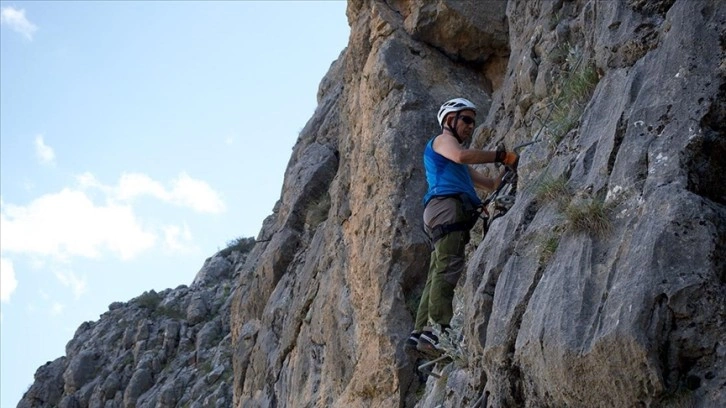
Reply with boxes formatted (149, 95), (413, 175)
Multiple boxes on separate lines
(534, 176), (570, 208)
(432, 289), (468, 367)
(548, 10), (565, 32)
(565, 198), (612, 237)
(155, 305), (185, 320)
(136, 290), (162, 310)
(222, 236), (255, 256)
(538, 232), (561, 267)
(548, 102), (581, 142)
(467, 225), (484, 254)
(200, 361), (213, 374)
(433, 323), (467, 368)
(563, 63), (599, 103)
(548, 42), (570, 65)
(221, 367), (234, 383)
(546, 43), (600, 143)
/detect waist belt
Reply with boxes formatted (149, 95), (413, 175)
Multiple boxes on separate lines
(430, 221), (475, 242)
(428, 193), (481, 243)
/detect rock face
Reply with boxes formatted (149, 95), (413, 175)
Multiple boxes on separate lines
(19, 0), (725, 407)
(230, 0), (725, 406)
(17, 244), (250, 408)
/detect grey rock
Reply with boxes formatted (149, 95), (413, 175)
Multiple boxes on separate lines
(18, 249), (246, 408)
(62, 351), (100, 394)
(191, 255), (232, 289)
(57, 395), (80, 408)
(100, 372), (120, 401)
(196, 320), (221, 358)
(186, 292), (209, 326)
(17, 358), (66, 408)
(122, 368), (152, 407)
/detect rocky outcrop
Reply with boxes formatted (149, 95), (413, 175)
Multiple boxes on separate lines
(230, 0), (725, 407)
(17, 243), (253, 408)
(20, 0), (725, 407)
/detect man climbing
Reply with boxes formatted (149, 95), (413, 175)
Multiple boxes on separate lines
(407, 97), (518, 357)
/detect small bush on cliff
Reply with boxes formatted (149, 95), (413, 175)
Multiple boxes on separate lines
(221, 236), (256, 257)
(565, 198), (612, 237)
(136, 290), (162, 309)
(538, 232), (561, 267)
(548, 44), (599, 142)
(433, 323), (467, 368)
(155, 305), (185, 320)
(534, 176), (570, 208)
(434, 290), (468, 367)
(561, 57), (599, 103)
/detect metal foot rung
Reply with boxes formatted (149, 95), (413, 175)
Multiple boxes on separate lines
(417, 355), (451, 379)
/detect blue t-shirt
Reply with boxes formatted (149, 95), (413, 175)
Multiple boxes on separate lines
(423, 137), (482, 207)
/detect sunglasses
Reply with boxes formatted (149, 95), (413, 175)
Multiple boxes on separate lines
(459, 115), (476, 125)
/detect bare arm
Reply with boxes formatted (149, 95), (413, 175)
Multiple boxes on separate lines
(433, 133), (499, 164)
(469, 167), (504, 191)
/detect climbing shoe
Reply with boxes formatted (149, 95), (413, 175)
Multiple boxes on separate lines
(417, 331), (442, 357)
(405, 332), (421, 351)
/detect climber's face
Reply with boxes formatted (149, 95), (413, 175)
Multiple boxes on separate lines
(455, 110), (476, 139)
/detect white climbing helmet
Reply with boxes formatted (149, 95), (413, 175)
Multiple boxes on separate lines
(437, 98), (477, 128)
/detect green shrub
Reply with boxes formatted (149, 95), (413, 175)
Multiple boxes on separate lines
(136, 290), (161, 310)
(549, 105), (581, 143)
(433, 323), (467, 368)
(155, 305), (185, 320)
(534, 176), (570, 208)
(539, 232), (561, 266)
(565, 199), (612, 237)
(547, 44), (600, 143)
(219, 236), (256, 257)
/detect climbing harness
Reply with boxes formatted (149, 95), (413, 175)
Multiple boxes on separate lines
(428, 193), (481, 243)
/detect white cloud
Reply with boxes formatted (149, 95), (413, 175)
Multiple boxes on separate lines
(0, 6), (38, 41)
(1, 171), (222, 269)
(49, 302), (65, 316)
(34, 135), (56, 165)
(75, 172), (102, 190)
(54, 269), (86, 299)
(1, 188), (157, 260)
(115, 173), (167, 201)
(169, 172), (226, 213)
(1, 258), (19, 303)
(77, 171), (226, 214)
(163, 223), (194, 253)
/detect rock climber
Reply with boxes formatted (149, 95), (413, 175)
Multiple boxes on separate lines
(406, 97), (518, 356)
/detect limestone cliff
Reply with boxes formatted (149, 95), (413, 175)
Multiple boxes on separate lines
(19, 0), (725, 407)
(230, 0), (724, 406)
(17, 243), (252, 408)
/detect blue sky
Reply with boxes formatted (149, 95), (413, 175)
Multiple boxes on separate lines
(0, 2), (349, 406)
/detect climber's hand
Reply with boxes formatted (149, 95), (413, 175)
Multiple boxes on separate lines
(495, 148), (519, 168)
